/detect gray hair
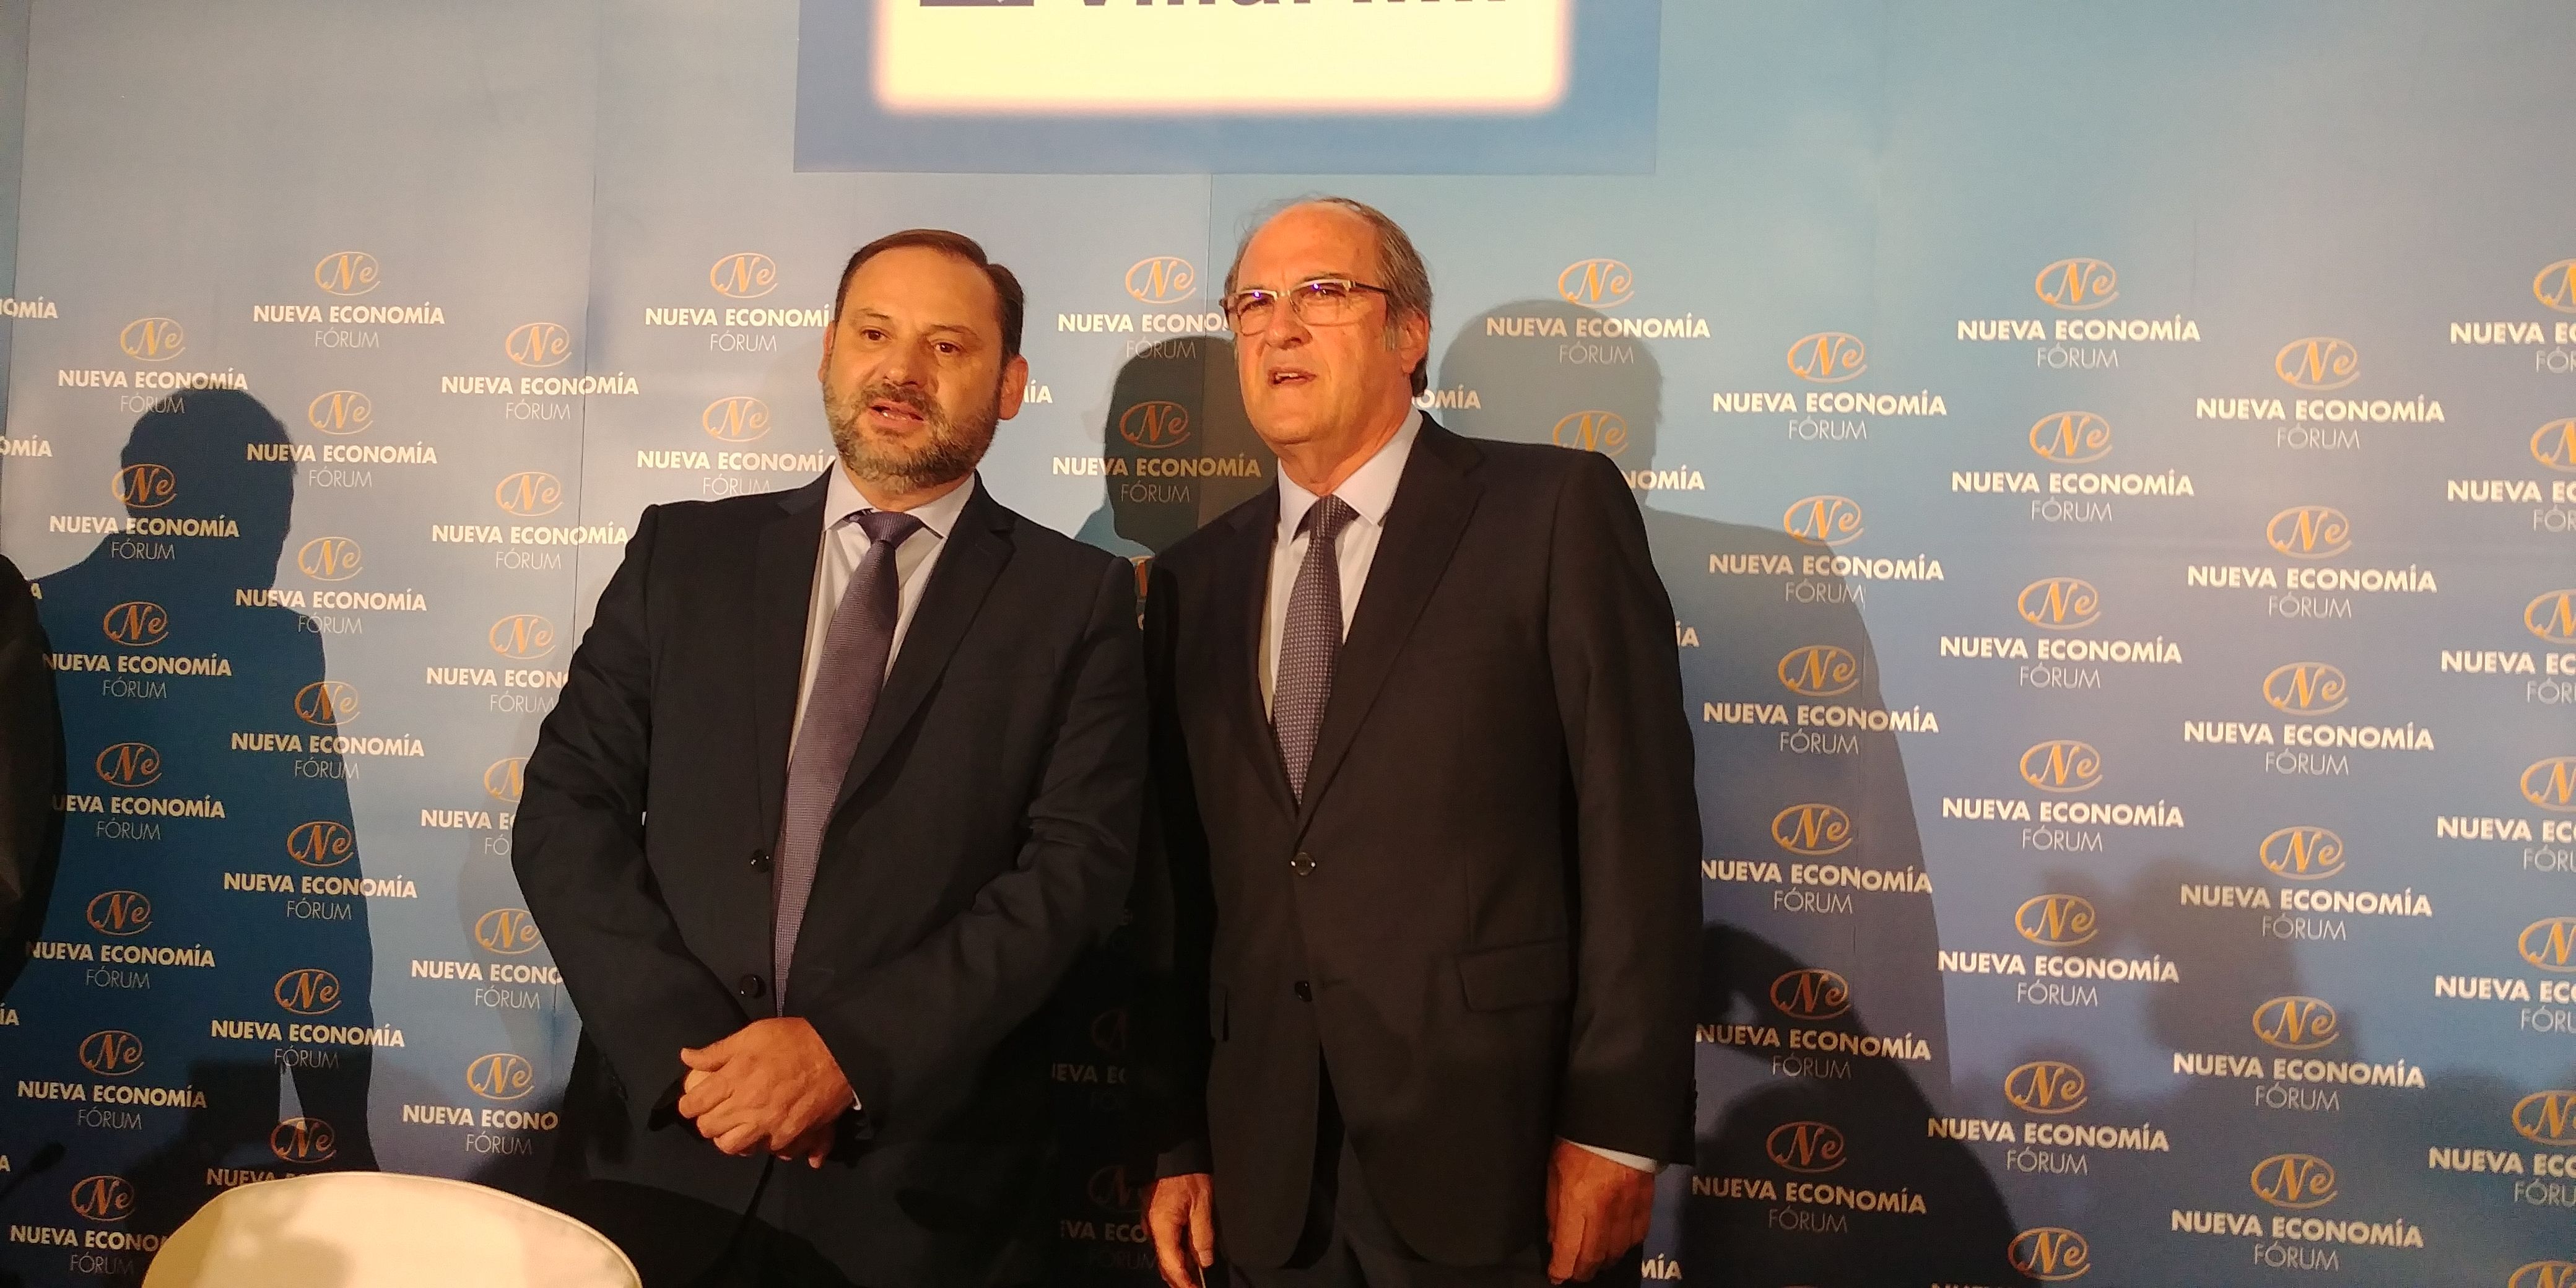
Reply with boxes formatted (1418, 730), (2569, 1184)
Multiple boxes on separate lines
(1224, 196), (1434, 396)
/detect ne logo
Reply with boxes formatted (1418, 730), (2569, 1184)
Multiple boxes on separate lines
(1762, 1120), (1847, 1173)
(271, 1116), (337, 1164)
(69, 1175), (134, 1223)
(85, 890), (152, 937)
(102, 600), (170, 648)
(297, 536), (365, 582)
(313, 251), (380, 297)
(120, 316), (185, 362)
(2512, 1090), (2576, 1147)
(1550, 410), (1628, 455)
(2015, 894), (2097, 948)
(2265, 505), (2351, 559)
(2262, 661), (2348, 715)
(495, 470), (564, 517)
(307, 390), (372, 436)
(2536, 419), (2576, 472)
(2258, 826), (2344, 881)
(295, 679), (360, 727)
(2034, 258), (2117, 311)
(78, 1030), (145, 1077)
(1768, 968), (1852, 1020)
(2250, 1153), (2337, 1209)
(2252, 995), (2338, 1051)
(287, 820), (355, 868)
(2019, 740), (2102, 794)
(2006, 1227), (2089, 1282)
(2274, 336), (2359, 391)
(490, 614), (557, 660)
(1557, 258), (1634, 308)
(2004, 1060), (2088, 1115)
(1782, 494), (1864, 546)
(2536, 259), (2576, 314)
(1770, 803), (1853, 857)
(484, 757), (527, 804)
(2512, 1261), (2576, 1288)
(274, 968), (342, 1016)
(703, 395), (770, 443)
(2523, 757), (2576, 813)
(1125, 256), (1196, 305)
(505, 321), (572, 369)
(114, 463), (176, 510)
(710, 251), (777, 299)
(95, 742), (162, 788)
(1087, 1164), (1144, 1214)
(467, 1052), (535, 1101)
(2529, 590), (2576, 644)
(474, 908), (543, 955)
(1778, 644), (1860, 698)
(2029, 411), (2112, 464)
(1090, 1006), (1128, 1058)
(2520, 918), (2576, 973)
(1117, 401), (1191, 451)
(1785, 331), (1865, 383)
(2017, 577), (2100, 630)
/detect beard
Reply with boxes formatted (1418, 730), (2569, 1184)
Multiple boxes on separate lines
(823, 376), (1001, 493)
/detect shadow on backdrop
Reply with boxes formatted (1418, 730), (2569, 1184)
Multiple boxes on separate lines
(1436, 300), (2020, 1286)
(12, 389), (377, 1264)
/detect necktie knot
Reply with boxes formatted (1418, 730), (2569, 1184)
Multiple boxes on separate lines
(1302, 494), (1357, 548)
(856, 509), (924, 547)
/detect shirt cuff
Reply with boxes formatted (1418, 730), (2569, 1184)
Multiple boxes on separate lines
(1566, 1138), (1663, 1173)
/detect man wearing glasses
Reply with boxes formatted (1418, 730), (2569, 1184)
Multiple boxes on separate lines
(1136, 198), (1697, 1286)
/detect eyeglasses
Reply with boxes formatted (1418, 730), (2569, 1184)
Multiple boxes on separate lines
(1220, 277), (1391, 336)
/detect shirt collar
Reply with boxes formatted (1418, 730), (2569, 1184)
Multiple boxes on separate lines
(1276, 409), (1421, 542)
(824, 463), (975, 540)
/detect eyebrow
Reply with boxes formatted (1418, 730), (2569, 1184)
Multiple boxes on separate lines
(843, 308), (985, 339)
(1230, 274), (1360, 293)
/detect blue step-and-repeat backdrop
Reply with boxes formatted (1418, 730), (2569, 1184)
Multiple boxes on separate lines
(2, 2), (2574, 1284)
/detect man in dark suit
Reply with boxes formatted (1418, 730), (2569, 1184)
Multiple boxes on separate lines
(1138, 198), (1699, 1287)
(1, 553), (61, 989)
(515, 228), (1147, 1287)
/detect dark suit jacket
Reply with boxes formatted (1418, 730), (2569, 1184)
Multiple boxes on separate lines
(1, 554), (63, 990)
(513, 474), (1146, 1287)
(1136, 419), (1699, 1267)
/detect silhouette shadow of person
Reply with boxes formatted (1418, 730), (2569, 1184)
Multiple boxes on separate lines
(14, 388), (377, 1251)
(1434, 300), (2022, 1284)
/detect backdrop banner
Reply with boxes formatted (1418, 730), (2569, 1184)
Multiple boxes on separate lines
(2, 2), (2574, 1286)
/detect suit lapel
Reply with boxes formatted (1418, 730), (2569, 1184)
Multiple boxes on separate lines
(831, 479), (1013, 817)
(752, 474), (831, 843)
(1207, 490), (1296, 820)
(1295, 420), (1483, 827)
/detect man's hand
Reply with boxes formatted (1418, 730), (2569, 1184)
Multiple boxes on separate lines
(1146, 1172), (1216, 1288)
(675, 1017), (851, 1159)
(1544, 1141), (1654, 1284)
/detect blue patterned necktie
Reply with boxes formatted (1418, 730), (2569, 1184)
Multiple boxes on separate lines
(772, 508), (922, 1005)
(1273, 495), (1357, 802)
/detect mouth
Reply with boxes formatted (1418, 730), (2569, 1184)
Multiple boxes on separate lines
(1266, 366), (1315, 388)
(866, 397), (928, 427)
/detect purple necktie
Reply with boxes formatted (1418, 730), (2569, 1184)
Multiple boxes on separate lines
(1274, 495), (1355, 802)
(773, 508), (921, 1005)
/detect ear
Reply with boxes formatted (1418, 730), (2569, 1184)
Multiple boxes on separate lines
(996, 353), (1030, 421)
(1393, 308), (1431, 380)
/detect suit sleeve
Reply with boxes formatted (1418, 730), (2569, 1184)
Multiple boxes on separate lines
(803, 555), (1147, 1134)
(0, 557), (62, 968)
(1133, 559), (1214, 1177)
(1543, 453), (1700, 1165)
(513, 507), (750, 1113)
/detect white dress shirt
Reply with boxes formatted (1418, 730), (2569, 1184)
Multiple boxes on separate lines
(1257, 411), (1660, 1176)
(791, 467), (975, 753)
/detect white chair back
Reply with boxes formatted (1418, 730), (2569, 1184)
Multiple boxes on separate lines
(142, 1172), (640, 1288)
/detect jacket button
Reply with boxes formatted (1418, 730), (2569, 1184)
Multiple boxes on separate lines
(1289, 851), (1316, 876)
(1293, 980), (1312, 1001)
(749, 848), (772, 873)
(737, 973), (766, 999)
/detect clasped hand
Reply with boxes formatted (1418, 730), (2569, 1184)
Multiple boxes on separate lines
(676, 1017), (850, 1168)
